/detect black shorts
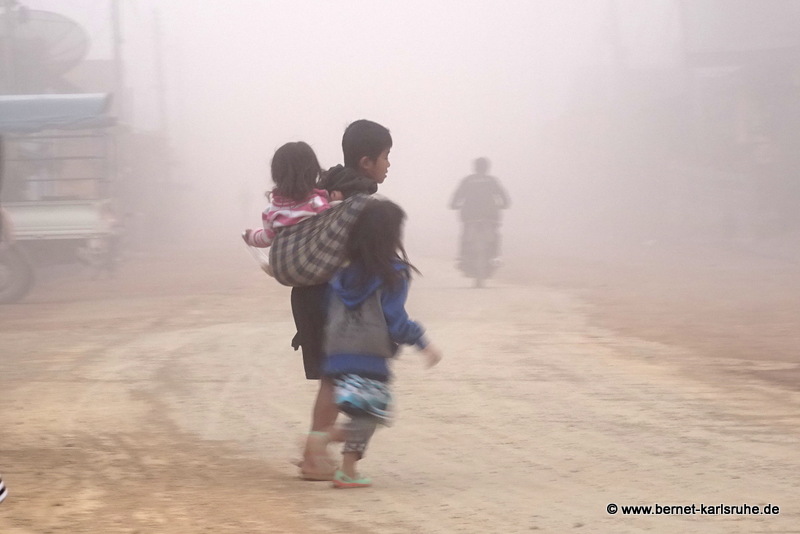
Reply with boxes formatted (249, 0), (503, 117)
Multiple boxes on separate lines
(290, 283), (328, 380)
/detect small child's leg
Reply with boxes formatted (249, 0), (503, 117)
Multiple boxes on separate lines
(339, 415), (379, 479)
(340, 451), (360, 479)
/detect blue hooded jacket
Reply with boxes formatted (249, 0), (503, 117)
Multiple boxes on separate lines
(322, 261), (428, 379)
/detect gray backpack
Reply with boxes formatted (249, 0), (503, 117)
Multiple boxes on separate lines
(324, 289), (395, 359)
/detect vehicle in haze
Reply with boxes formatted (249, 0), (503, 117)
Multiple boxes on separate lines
(0, 93), (119, 303)
(458, 220), (497, 288)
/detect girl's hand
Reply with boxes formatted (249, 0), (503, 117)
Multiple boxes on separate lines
(330, 190), (344, 202)
(421, 344), (442, 369)
(242, 229), (252, 244)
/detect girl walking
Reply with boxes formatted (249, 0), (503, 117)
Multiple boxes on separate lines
(312, 198), (442, 488)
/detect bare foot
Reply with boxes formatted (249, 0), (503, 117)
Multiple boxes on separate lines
(299, 432), (337, 481)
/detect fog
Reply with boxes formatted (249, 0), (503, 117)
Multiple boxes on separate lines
(143, 0), (613, 258)
(5, 4), (800, 528)
(19, 0), (800, 263)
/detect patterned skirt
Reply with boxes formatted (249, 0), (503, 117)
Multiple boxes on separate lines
(334, 373), (393, 425)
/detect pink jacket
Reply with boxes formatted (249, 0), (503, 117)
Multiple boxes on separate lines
(246, 189), (331, 248)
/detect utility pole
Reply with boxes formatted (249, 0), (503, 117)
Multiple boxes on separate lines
(606, 0), (626, 104)
(2, 0), (17, 92)
(153, 9), (168, 135)
(107, 0), (124, 203)
(676, 0), (699, 145)
(110, 0), (124, 119)
(151, 6), (175, 243)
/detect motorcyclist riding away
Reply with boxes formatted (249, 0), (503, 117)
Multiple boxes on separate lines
(449, 157), (510, 268)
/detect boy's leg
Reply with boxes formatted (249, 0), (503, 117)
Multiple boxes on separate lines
(300, 429), (337, 480)
(290, 283), (337, 430)
(311, 376), (338, 431)
(290, 284), (328, 380)
(291, 283), (339, 477)
(299, 377), (339, 479)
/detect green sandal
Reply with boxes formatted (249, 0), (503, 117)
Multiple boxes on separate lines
(332, 470), (372, 489)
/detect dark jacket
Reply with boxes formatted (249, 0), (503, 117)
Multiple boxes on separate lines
(450, 173), (510, 222)
(319, 165), (378, 199)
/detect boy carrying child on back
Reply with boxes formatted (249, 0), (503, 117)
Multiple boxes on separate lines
(244, 120), (395, 480)
(292, 119), (394, 479)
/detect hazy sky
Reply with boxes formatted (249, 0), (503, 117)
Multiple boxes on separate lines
(18, 0), (685, 255)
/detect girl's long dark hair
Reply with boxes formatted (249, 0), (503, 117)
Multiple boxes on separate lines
(269, 141), (321, 202)
(345, 199), (419, 290)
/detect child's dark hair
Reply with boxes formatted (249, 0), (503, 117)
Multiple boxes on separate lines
(270, 141), (321, 202)
(342, 119), (392, 169)
(346, 198), (418, 290)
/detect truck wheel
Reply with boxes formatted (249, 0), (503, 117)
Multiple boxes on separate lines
(0, 245), (35, 304)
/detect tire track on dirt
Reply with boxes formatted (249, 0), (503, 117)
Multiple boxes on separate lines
(156, 268), (800, 533)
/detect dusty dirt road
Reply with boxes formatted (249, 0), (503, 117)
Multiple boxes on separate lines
(1, 241), (799, 533)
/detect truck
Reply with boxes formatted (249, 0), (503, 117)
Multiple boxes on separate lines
(0, 93), (119, 303)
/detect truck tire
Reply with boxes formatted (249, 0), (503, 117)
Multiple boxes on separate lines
(0, 245), (34, 304)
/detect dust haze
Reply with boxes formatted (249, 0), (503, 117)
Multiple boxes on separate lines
(20, 0), (799, 266)
(144, 0), (606, 260)
(5, 3), (800, 531)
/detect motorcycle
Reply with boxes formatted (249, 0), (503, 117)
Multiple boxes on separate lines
(458, 220), (498, 288)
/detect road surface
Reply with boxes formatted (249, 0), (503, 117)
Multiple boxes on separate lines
(1, 243), (798, 533)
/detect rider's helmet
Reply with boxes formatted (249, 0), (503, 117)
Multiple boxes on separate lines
(473, 157), (490, 174)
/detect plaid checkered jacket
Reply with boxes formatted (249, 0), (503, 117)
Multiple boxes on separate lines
(269, 193), (371, 287)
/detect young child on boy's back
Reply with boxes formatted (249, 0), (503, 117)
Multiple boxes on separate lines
(308, 198), (442, 488)
(242, 141), (337, 250)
